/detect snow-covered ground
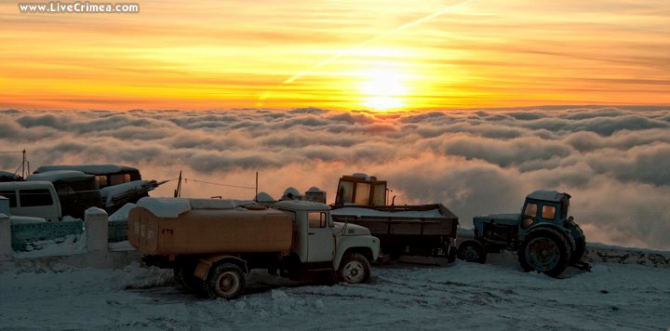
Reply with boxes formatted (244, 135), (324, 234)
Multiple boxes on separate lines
(1, 253), (669, 331)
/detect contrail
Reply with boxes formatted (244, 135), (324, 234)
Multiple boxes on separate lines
(259, 0), (474, 101)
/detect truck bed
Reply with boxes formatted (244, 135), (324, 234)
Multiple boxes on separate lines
(331, 204), (458, 255)
(128, 205), (294, 255)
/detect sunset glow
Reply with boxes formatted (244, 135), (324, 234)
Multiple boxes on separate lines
(1, 0), (668, 111)
(361, 68), (408, 111)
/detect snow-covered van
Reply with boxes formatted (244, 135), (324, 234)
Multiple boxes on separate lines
(27, 170), (102, 219)
(0, 181), (61, 222)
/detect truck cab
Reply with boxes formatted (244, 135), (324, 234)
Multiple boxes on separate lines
(274, 200), (379, 272)
(335, 174), (388, 206)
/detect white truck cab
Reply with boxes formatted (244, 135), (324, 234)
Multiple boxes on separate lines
(274, 200), (379, 272)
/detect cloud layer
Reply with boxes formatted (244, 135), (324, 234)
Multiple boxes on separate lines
(1, 106), (669, 250)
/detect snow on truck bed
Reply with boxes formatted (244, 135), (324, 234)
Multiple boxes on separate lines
(331, 207), (445, 218)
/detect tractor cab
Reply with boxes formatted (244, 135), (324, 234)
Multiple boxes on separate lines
(519, 190), (571, 233)
(334, 174), (388, 206)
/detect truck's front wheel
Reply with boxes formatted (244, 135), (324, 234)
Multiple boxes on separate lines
(204, 263), (246, 300)
(337, 253), (371, 284)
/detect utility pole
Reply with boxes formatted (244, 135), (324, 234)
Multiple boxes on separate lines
(21, 149), (26, 179)
(255, 172), (259, 202)
(174, 170), (182, 198)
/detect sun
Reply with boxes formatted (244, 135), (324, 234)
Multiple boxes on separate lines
(360, 68), (408, 111)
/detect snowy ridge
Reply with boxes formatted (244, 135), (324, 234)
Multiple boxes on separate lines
(585, 245), (670, 268)
(1, 258), (669, 330)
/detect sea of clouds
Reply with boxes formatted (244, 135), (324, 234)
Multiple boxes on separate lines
(1, 106), (669, 250)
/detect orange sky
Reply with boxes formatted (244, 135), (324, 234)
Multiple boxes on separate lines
(1, 0), (669, 111)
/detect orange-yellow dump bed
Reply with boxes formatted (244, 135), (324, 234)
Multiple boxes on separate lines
(128, 201), (293, 255)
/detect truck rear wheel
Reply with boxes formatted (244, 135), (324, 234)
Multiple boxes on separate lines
(457, 240), (487, 264)
(174, 264), (203, 293)
(518, 228), (571, 278)
(204, 263), (245, 300)
(337, 253), (371, 284)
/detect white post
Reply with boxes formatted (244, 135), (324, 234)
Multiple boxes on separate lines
(85, 207), (108, 252)
(0, 213), (11, 261)
(0, 196), (9, 215)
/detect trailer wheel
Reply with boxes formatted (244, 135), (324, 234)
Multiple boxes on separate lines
(571, 236), (586, 265)
(337, 253), (371, 284)
(447, 244), (457, 264)
(457, 240), (487, 264)
(204, 263), (245, 300)
(518, 228), (571, 278)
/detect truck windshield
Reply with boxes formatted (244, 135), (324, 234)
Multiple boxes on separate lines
(337, 181), (354, 204)
(354, 183), (371, 205)
(373, 184), (386, 206)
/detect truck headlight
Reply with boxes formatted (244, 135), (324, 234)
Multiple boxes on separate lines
(521, 218), (534, 229)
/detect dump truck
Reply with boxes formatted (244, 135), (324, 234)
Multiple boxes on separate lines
(128, 197), (380, 299)
(329, 174), (458, 262)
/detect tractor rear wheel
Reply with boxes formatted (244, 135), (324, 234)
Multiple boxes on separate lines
(571, 236), (586, 264)
(457, 240), (487, 264)
(518, 228), (571, 277)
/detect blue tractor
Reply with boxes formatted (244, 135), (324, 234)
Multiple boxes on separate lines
(457, 190), (591, 277)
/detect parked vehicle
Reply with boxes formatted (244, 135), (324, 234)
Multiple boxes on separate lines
(34, 164), (159, 214)
(0, 171), (23, 182)
(34, 164), (142, 188)
(128, 198), (380, 300)
(330, 174), (458, 262)
(26, 171), (102, 219)
(0, 181), (61, 222)
(458, 190), (590, 277)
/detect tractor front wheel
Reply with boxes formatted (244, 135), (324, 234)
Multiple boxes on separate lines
(518, 228), (571, 278)
(457, 240), (487, 264)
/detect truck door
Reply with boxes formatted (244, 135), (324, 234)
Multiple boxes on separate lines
(307, 212), (335, 263)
